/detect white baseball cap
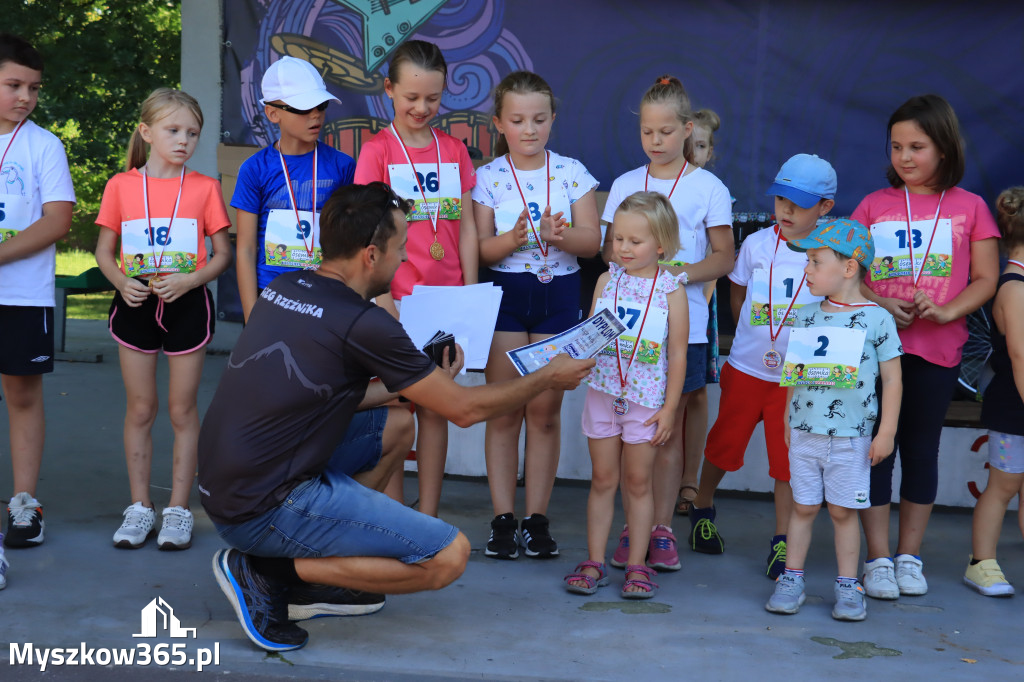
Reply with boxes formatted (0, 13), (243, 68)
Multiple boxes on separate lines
(259, 56), (340, 110)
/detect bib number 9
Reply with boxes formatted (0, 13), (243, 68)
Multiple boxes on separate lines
(296, 219), (311, 240)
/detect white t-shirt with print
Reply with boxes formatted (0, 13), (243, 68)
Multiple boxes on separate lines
(0, 120), (76, 306)
(727, 225), (822, 382)
(473, 151), (598, 276)
(602, 165), (732, 344)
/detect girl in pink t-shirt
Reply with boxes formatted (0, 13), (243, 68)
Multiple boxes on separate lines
(852, 94), (999, 599)
(353, 40), (477, 518)
(95, 88), (232, 551)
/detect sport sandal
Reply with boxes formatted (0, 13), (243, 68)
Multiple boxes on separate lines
(622, 564), (659, 600)
(564, 560), (610, 595)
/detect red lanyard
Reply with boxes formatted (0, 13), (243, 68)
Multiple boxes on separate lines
(277, 146), (318, 265)
(390, 123), (441, 240)
(614, 269), (659, 393)
(644, 160), (687, 199)
(766, 225), (806, 348)
(1008, 259), (1024, 270)
(507, 151), (550, 258)
(141, 165), (184, 277)
(0, 120), (25, 172)
(903, 187), (946, 286)
(825, 298), (878, 308)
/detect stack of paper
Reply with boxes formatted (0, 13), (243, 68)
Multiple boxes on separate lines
(398, 283), (503, 370)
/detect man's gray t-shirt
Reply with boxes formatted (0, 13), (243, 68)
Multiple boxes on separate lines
(198, 271), (434, 525)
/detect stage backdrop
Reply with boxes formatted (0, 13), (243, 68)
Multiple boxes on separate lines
(221, 0), (1024, 215)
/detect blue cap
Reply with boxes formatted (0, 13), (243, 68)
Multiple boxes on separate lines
(765, 154), (837, 209)
(788, 218), (874, 268)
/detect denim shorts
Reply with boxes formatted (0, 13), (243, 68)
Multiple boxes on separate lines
(214, 408), (460, 564)
(682, 343), (709, 393)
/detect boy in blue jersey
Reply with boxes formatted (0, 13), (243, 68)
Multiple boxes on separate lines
(232, 56), (355, 322)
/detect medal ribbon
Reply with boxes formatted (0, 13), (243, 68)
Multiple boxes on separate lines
(903, 186), (946, 287)
(613, 269), (659, 397)
(1007, 259), (1024, 270)
(825, 298), (879, 308)
(766, 225), (806, 348)
(390, 123), (441, 243)
(644, 160), (688, 198)
(141, 164), (185, 278)
(507, 151), (551, 260)
(277, 145), (318, 265)
(0, 120), (25, 174)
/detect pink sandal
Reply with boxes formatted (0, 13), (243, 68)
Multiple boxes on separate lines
(622, 564), (659, 599)
(564, 560), (611, 595)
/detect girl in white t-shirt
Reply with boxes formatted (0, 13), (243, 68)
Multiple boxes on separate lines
(95, 89), (232, 551)
(601, 76), (734, 572)
(473, 71), (601, 559)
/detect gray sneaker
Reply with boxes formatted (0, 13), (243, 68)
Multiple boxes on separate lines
(832, 579), (867, 621)
(765, 573), (805, 614)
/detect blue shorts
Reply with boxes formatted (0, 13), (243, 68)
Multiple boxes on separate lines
(483, 269), (581, 334)
(213, 408), (459, 564)
(682, 343), (708, 393)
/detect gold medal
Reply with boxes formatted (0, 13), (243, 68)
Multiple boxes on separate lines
(429, 240), (445, 261)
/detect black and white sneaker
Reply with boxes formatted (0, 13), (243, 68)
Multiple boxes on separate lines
(212, 549), (308, 651)
(484, 513), (519, 560)
(5, 492), (44, 548)
(288, 583), (386, 621)
(520, 514), (558, 558)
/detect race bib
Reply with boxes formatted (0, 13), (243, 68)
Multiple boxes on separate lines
(120, 217), (200, 276)
(660, 229), (699, 269)
(749, 268), (808, 327)
(595, 295), (668, 365)
(494, 172), (572, 253)
(780, 326), (866, 388)
(265, 208), (322, 269)
(0, 194), (33, 244)
(387, 162), (462, 221)
(869, 218), (953, 281)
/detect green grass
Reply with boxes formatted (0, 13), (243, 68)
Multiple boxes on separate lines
(56, 249), (112, 320)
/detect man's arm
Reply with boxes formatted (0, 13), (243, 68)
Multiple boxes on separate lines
(400, 353), (595, 428)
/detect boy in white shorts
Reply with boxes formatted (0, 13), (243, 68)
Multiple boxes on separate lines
(764, 218), (902, 621)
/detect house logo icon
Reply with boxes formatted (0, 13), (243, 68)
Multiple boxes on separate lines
(133, 597), (197, 638)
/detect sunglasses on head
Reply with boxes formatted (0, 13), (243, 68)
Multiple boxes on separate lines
(266, 101), (330, 116)
(367, 185), (407, 247)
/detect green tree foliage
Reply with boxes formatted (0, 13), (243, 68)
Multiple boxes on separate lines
(6, 0), (182, 250)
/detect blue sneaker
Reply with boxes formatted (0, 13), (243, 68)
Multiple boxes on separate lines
(212, 549), (308, 651)
(766, 573), (805, 614)
(766, 536), (787, 579)
(688, 507), (724, 554)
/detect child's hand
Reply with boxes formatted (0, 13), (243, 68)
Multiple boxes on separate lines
(868, 433), (894, 465)
(913, 289), (954, 324)
(644, 407), (675, 447)
(880, 296), (916, 328)
(120, 276), (151, 307)
(538, 206), (567, 243)
(508, 209), (530, 248)
(784, 427), (791, 448)
(151, 273), (197, 303)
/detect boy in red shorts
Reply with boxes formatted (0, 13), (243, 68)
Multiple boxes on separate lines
(687, 154), (834, 578)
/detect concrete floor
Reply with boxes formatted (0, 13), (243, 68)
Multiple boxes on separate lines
(0, 319), (1021, 680)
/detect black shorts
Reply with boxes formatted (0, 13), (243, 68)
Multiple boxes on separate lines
(0, 305), (54, 375)
(108, 282), (215, 354)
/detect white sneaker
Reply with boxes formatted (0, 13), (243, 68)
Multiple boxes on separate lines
(862, 557), (899, 600)
(0, 541), (8, 589)
(113, 502), (155, 549)
(895, 554), (928, 595)
(157, 507), (193, 551)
